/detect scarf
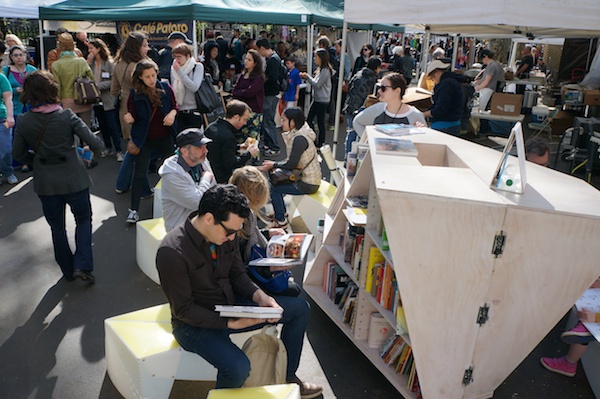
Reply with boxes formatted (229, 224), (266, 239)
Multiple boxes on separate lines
(171, 58), (196, 106)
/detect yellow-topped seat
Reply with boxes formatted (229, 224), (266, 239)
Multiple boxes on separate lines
(136, 218), (167, 284)
(105, 304), (264, 399)
(289, 180), (337, 235)
(207, 383), (300, 399)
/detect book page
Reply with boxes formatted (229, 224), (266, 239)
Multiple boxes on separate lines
(249, 234), (313, 267)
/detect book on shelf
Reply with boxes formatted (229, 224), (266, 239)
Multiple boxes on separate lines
(352, 235), (364, 280)
(366, 247), (385, 293)
(346, 195), (368, 209)
(249, 234), (313, 267)
(324, 263), (350, 305)
(342, 223), (365, 264)
(342, 297), (356, 324)
(338, 282), (358, 310)
(375, 123), (426, 136)
(214, 305), (283, 319)
(343, 207), (367, 226)
(374, 137), (418, 156)
(368, 312), (394, 348)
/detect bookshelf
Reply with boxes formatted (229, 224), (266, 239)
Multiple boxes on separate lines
(303, 127), (600, 399)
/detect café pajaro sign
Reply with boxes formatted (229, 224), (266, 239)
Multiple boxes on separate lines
(116, 20), (193, 46)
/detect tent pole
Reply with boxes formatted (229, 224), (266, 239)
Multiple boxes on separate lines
(509, 39), (518, 70)
(305, 23), (315, 116)
(451, 35), (459, 71)
(332, 21), (348, 160)
(420, 31), (430, 78)
(39, 20), (46, 70)
(192, 20), (198, 60)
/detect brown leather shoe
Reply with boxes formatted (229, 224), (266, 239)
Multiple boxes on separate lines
(289, 376), (323, 399)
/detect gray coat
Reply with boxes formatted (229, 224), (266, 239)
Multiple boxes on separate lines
(13, 109), (104, 196)
(89, 59), (116, 111)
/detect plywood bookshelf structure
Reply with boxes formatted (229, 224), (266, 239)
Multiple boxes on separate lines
(303, 127), (600, 399)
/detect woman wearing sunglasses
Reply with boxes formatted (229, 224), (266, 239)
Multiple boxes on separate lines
(352, 43), (373, 76)
(352, 72), (426, 138)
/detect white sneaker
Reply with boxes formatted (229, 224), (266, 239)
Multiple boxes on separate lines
(99, 149), (110, 158)
(7, 174), (18, 184)
(126, 209), (139, 224)
(116, 152), (125, 162)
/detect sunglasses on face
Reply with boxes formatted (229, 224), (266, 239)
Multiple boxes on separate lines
(362, 48), (369, 51)
(218, 220), (242, 236)
(379, 85), (394, 92)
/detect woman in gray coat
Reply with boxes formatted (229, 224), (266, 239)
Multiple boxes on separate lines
(12, 70), (104, 282)
(299, 48), (332, 147)
(89, 38), (122, 159)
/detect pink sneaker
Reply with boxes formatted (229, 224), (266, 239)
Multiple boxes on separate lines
(540, 356), (576, 377)
(561, 321), (592, 344)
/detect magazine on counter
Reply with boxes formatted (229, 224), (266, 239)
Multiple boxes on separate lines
(248, 233), (313, 267)
(374, 138), (419, 156)
(375, 124), (425, 136)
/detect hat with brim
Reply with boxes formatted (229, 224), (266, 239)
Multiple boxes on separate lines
(57, 32), (75, 51)
(176, 128), (212, 148)
(426, 59), (451, 75)
(168, 31), (192, 45)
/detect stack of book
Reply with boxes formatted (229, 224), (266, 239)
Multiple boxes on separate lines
(323, 262), (350, 305)
(379, 335), (420, 392)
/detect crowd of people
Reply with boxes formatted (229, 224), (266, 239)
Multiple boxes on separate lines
(1, 26), (588, 398)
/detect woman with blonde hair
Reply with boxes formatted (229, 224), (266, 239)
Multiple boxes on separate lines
(229, 165), (300, 297)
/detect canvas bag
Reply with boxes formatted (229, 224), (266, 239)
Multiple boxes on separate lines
(241, 325), (287, 387)
(74, 77), (101, 105)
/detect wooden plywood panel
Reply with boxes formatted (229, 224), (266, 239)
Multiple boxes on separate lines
(378, 189), (507, 399)
(465, 207), (600, 398)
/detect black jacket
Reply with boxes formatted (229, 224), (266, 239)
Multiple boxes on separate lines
(429, 71), (464, 122)
(205, 118), (252, 183)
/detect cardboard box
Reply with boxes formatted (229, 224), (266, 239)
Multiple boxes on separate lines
(584, 89), (600, 106)
(551, 110), (575, 136)
(504, 71), (514, 81)
(490, 93), (523, 116)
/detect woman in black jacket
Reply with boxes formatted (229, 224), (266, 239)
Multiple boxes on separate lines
(13, 71), (105, 282)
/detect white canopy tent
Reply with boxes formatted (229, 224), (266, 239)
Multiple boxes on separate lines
(1, 0), (62, 19)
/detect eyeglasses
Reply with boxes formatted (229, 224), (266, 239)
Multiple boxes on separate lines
(379, 85), (394, 92)
(218, 220), (242, 236)
(11, 53), (25, 57)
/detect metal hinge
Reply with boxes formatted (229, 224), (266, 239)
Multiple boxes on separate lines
(477, 304), (490, 326)
(491, 230), (506, 258)
(463, 367), (474, 386)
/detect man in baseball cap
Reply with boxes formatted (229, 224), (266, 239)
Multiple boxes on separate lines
(423, 59), (464, 136)
(158, 31), (193, 81)
(159, 128), (216, 231)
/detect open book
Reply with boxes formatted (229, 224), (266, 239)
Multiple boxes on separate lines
(215, 305), (283, 319)
(249, 233), (313, 267)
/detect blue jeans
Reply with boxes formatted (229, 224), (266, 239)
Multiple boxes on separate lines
(131, 135), (173, 211)
(94, 106), (122, 152)
(38, 188), (93, 279)
(172, 294), (310, 388)
(115, 152), (152, 195)
(270, 181), (319, 221)
(262, 95), (280, 151)
(0, 121), (14, 177)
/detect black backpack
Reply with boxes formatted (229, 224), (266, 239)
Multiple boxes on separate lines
(278, 57), (289, 92)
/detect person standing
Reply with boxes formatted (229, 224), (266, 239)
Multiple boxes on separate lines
(283, 56), (302, 109)
(2, 45), (37, 174)
(343, 57), (381, 133)
(232, 49), (265, 143)
(13, 71), (104, 282)
(401, 47), (415, 85)
(156, 184), (322, 398)
(157, 31), (192, 82)
(170, 43), (204, 131)
(123, 60), (178, 223)
(300, 48), (332, 147)
(88, 39), (122, 159)
(46, 28), (84, 71)
(205, 100), (258, 184)
(0, 70), (16, 185)
(158, 128), (216, 232)
(473, 49), (503, 112)
(352, 43), (373, 76)
(256, 38), (282, 156)
(515, 45), (534, 95)
(422, 60), (464, 136)
(51, 33), (95, 127)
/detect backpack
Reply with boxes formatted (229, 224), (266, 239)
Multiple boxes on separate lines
(279, 59), (289, 93)
(242, 325), (288, 387)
